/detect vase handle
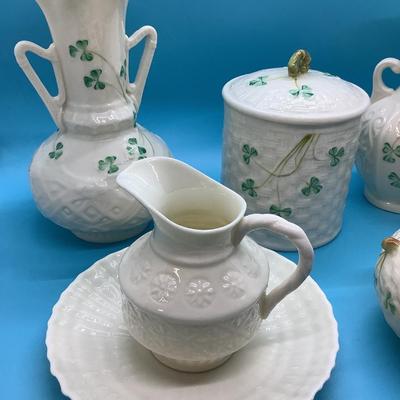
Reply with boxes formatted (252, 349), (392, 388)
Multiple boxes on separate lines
(14, 41), (65, 129)
(126, 26), (157, 113)
(233, 214), (314, 319)
(371, 57), (400, 104)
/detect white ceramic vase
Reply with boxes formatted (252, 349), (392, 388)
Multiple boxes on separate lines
(14, 0), (170, 243)
(356, 58), (400, 213)
(116, 157), (314, 372)
(375, 230), (400, 337)
(222, 50), (370, 250)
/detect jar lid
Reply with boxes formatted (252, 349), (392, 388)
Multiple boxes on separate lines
(222, 50), (370, 125)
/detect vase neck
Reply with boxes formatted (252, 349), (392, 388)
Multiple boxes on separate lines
(37, 0), (134, 132)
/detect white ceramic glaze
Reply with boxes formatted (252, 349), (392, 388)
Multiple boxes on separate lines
(116, 157), (314, 372)
(375, 229), (400, 337)
(14, 0), (170, 243)
(356, 58), (400, 213)
(46, 249), (339, 400)
(222, 50), (370, 250)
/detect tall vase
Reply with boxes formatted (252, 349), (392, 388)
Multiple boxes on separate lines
(14, 0), (170, 243)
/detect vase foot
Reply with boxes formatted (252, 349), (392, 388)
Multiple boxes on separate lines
(72, 224), (149, 243)
(364, 188), (400, 214)
(151, 352), (232, 373)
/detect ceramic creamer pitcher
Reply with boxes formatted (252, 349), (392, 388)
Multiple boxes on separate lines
(116, 157), (314, 372)
(14, 0), (170, 243)
(356, 58), (400, 213)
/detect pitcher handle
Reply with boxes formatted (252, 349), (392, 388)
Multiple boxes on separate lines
(14, 41), (65, 129)
(233, 214), (314, 319)
(126, 26), (157, 112)
(371, 57), (400, 104)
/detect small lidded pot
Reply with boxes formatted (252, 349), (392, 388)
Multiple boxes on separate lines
(375, 230), (400, 337)
(222, 50), (370, 250)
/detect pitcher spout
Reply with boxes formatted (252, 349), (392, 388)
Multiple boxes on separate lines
(116, 157), (247, 265)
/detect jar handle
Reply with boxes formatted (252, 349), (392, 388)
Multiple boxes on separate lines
(126, 26), (157, 113)
(14, 41), (65, 129)
(232, 214), (314, 319)
(371, 57), (400, 104)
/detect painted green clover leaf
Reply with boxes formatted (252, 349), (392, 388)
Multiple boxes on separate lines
(269, 205), (292, 218)
(242, 179), (257, 198)
(127, 138), (147, 159)
(84, 69), (106, 90)
(249, 76), (268, 86)
(69, 40), (94, 61)
(289, 85), (314, 98)
(301, 177), (323, 197)
(120, 59), (127, 80)
(388, 172), (400, 188)
(328, 146), (344, 167)
(384, 292), (396, 314)
(242, 144), (258, 165)
(382, 142), (400, 163)
(98, 156), (119, 174)
(48, 142), (63, 160)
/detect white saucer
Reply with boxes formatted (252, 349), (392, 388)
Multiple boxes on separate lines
(46, 249), (339, 400)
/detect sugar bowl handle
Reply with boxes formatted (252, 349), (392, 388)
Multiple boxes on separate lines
(233, 214), (314, 319)
(126, 26), (157, 112)
(371, 58), (400, 104)
(14, 41), (65, 128)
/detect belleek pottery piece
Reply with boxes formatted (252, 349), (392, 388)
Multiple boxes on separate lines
(14, 0), (170, 243)
(356, 58), (400, 213)
(222, 50), (370, 250)
(116, 157), (314, 372)
(375, 230), (400, 337)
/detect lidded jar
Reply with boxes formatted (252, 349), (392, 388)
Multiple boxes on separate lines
(222, 50), (370, 250)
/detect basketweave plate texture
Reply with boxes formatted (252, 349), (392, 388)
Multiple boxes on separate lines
(46, 249), (339, 400)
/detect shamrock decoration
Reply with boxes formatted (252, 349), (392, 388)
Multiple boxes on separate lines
(388, 172), (400, 188)
(127, 138), (147, 159)
(269, 205), (292, 218)
(84, 69), (106, 90)
(249, 76), (268, 86)
(384, 292), (396, 314)
(241, 179), (257, 198)
(301, 177), (323, 197)
(289, 85), (314, 98)
(98, 156), (119, 174)
(242, 144), (258, 165)
(69, 40), (93, 61)
(120, 59), (127, 80)
(382, 142), (400, 163)
(328, 146), (345, 167)
(48, 142), (63, 160)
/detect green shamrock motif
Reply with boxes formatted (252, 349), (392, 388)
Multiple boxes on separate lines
(301, 177), (323, 197)
(120, 59), (127, 80)
(48, 142), (63, 160)
(269, 204), (292, 218)
(328, 146), (345, 167)
(384, 292), (396, 314)
(289, 85), (314, 98)
(249, 76), (268, 86)
(98, 156), (119, 174)
(388, 172), (400, 188)
(69, 40), (94, 61)
(127, 138), (147, 159)
(242, 144), (258, 165)
(84, 69), (106, 90)
(241, 179), (257, 198)
(382, 142), (400, 163)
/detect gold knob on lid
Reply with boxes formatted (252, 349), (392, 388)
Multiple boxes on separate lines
(382, 237), (400, 253)
(288, 49), (311, 78)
